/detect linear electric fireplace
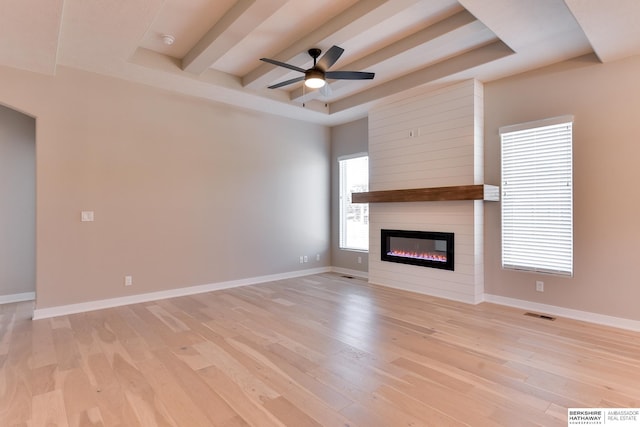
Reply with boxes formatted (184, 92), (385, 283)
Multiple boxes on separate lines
(381, 229), (454, 271)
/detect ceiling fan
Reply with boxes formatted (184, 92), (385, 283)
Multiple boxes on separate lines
(260, 45), (375, 90)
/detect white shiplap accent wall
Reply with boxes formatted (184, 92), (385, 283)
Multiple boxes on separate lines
(368, 80), (485, 303)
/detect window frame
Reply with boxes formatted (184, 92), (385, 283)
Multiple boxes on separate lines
(338, 153), (369, 252)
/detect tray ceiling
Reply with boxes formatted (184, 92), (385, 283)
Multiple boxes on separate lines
(1, 0), (639, 125)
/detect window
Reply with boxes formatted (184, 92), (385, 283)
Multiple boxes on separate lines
(500, 116), (573, 276)
(339, 154), (369, 251)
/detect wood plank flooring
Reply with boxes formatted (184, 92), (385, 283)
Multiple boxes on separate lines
(1, 273), (639, 426)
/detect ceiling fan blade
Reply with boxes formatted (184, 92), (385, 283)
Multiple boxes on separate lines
(260, 58), (306, 74)
(267, 76), (305, 89)
(325, 71), (375, 80)
(316, 45), (344, 70)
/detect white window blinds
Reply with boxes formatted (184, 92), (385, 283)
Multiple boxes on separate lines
(500, 116), (573, 276)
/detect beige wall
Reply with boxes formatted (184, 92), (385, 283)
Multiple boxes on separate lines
(330, 117), (369, 273)
(484, 54), (640, 321)
(0, 65), (330, 309)
(0, 104), (35, 297)
(3, 50), (637, 321)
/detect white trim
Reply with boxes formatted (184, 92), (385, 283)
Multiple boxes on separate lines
(331, 266), (369, 280)
(0, 292), (35, 305)
(499, 114), (574, 134)
(484, 294), (640, 332)
(337, 152), (368, 162)
(32, 267), (331, 320)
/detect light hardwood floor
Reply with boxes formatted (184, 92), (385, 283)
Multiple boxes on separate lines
(1, 273), (639, 426)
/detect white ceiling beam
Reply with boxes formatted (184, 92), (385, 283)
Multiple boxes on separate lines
(290, 9), (478, 102)
(182, 0), (287, 75)
(241, 0), (421, 90)
(457, 0), (591, 55)
(128, 47), (334, 124)
(565, 0), (640, 63)
(330, 40), (514, 114)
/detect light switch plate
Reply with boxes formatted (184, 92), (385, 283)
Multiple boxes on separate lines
(81, 211), (94, 222)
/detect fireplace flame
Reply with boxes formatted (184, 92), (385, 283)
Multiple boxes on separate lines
(387, 250), (447, 263)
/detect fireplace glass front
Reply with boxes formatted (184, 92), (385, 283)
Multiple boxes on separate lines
(381, 229), (454, 271)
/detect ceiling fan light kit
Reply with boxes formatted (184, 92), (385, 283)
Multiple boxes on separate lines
(261, 45), (374, 91)
(305, 69), (325, 88)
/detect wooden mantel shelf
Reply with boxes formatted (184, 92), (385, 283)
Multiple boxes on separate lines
(352, 184), (500, 203)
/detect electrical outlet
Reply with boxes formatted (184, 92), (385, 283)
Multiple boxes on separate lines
(81, 211), (94, 222)
(316, 254), (320, 261)
(299, 256), (304, 264)
(536, 281), (544, 292)
(357, 256), (362, 264)
(303, 256), (308, 263)
(124, 275), (133, 286)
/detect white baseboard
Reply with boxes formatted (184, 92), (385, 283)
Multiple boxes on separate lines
(0, 292), (35, 305)
(28, 268), (640, 333)
(32, 267), (331, 320)
(484, 294), (640, 332)
(330, 267), (369, 280)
